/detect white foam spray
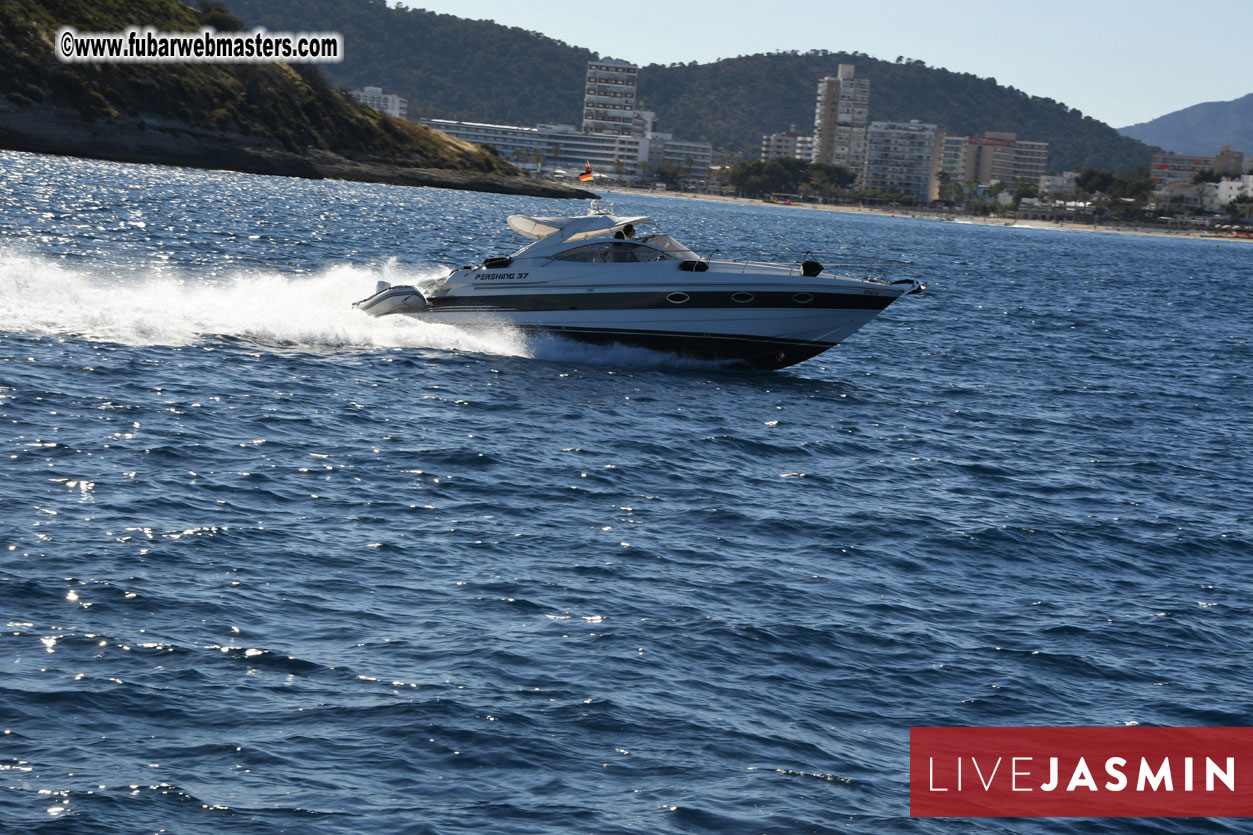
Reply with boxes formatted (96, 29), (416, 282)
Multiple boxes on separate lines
(0, 251), (528, 357)
(0, 250), (736, 370)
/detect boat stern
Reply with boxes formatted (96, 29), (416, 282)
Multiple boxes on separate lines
(353, 281), (429, 317)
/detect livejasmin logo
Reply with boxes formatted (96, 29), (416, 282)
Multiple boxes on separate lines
(910, 727), (1253, 817)
(928, 753), (1235, 793)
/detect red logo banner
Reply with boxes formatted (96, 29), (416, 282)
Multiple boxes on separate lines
(911, 727), (1253, 817)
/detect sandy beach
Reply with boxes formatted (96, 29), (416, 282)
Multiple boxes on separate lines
(596, 185), (1244, 241)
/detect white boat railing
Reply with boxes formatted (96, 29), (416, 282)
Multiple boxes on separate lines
(694, 250), (913, 282)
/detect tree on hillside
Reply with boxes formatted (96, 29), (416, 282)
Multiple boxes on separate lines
(1077, 168), (1115, 194)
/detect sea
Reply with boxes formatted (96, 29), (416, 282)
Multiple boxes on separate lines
(1, 148), (1250, 834)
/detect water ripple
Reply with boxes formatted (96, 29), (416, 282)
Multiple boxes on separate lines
(1, 151), (1251, 833)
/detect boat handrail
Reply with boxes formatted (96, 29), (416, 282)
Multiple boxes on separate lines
(693, 247), (913, 267)
(693, 250), (912, 280)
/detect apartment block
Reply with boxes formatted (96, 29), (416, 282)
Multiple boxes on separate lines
(651, 135), (715, 175)
(583, 60), (638, 135)
(1151, 145), (1245, 185)
(761, 126), (815, 161)
(862, 120), (944, 203)
(812, 64), (870, 172)
(960, 132), (1049, 185)
(939, 135), (967, 179)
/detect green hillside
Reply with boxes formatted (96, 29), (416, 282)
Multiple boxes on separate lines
(0, 0), (517, 174)
(226, 0), (1158, 172)
(227, 0), (594, 128)
(641, 52), (1156, 172)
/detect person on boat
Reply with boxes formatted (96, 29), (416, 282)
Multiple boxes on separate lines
(608, 223), (640, 262)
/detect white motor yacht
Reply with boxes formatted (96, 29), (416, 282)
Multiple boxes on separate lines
(354, 206), (921, 370)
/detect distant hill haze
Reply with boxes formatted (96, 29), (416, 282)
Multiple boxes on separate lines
(1119, 93), (1253, 159)
(226, 0), (1158, 173)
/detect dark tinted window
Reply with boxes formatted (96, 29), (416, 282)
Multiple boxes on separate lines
(551, 242), (674, 263)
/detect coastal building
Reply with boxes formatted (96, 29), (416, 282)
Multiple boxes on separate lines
(1039, 170), (1079, 195)
(1215, 173), (1253, 206)
(349, 86), (407, 120)
(761, 126), (814, 162)
(1152, 173), (1253, 214)
(812, 64), (870, 173)
(650, 134), (715, 178)
(1153, 181), (1207, 212)
(1150, 145), (1245, 185)
(861, 120), (945, 203)
(419, 119), (642, 177)
(1150, 154), (1211, 186)
(1214, 146), (1245, 176)
(939, 135), (967, 180)
(422, 59), (709, 183)
(583, 60), (638, 135)
(419, 118), (710, 183)
(959, 132), (1049, 185)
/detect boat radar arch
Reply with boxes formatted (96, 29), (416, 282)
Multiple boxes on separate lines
(506, 213), (650, 243)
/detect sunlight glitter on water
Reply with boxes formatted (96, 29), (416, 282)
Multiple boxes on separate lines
(2, 151), (1251, 835)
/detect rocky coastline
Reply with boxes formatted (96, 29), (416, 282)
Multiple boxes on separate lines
(0, 102), (596, 199)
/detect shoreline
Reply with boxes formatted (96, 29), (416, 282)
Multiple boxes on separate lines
(597, 186), (1244, 241)
(0, 104), (594, 200)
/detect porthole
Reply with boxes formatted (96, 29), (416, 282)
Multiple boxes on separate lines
(666, 292), (690, 304)
(731, 292), (755, 304)
(793, 292), (814, 304)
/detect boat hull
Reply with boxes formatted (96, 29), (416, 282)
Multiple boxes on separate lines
(407, 298), (901, 369)
(511, 323), (837, 369)
(352, 249), (915, 370)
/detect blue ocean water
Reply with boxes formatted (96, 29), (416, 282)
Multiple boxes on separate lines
(1, 148), (1250, 833)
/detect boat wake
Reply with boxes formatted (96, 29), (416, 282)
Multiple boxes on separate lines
(1, 250), (759, 370)
(0, 251), (528, 357)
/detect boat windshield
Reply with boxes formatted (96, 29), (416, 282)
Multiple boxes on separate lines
(550, 241), (675, 264)
(638, 234), (698, 260)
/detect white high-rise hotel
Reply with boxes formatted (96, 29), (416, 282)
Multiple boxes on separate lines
(582, 60), (637, 135)
(760, 65), (868, 168)
(812, 64), (870, 170)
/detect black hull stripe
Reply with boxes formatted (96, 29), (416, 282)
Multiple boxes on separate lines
(500, 324), (836, 370)
(428, 289), (896, 313)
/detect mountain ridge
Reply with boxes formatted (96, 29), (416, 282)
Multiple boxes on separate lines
(1119, 93), (1253, 159)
